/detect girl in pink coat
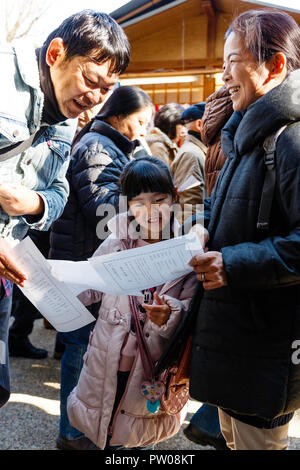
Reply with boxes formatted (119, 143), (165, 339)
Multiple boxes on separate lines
(67, 156), (198, 449)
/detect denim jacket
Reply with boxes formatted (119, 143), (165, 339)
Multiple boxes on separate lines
(0, 43), (77, 243)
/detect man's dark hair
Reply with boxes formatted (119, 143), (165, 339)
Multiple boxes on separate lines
(43, 9), (130, 75)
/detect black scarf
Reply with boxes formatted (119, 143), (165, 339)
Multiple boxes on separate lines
(188, 130), (202, 142)
(36, 46), (67, 125)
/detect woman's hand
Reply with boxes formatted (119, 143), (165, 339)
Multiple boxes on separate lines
(0, 238), (27, 285)
(0, 183), (44, 216)
(189, 251), (228, 290)
(142, 292), (171, 326)
(189, 224), (209, 252)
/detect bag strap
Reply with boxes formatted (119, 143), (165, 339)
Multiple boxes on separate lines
(256, 124), (289, 230)
(154, 282), (203, 376)
(128, 295), (155, 382)
(120, 238), (156, 382)
(0, 125), (47, 162)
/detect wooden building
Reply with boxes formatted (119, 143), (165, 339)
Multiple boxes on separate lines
(111, 0), (300, 105)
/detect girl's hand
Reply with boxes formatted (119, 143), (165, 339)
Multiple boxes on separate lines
(142, 292), (171, 326)
(189, 251), (227, 290)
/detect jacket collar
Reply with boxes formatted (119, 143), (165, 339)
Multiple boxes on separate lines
(13, 42), (41, 92)
(221, 111), (243, 159)
(90, 119), (138, 155)
(44, 119), (78, 145)
(36, 46), (67, 125)
(186, 132), (207, 155)
(222, 69), (300, 158)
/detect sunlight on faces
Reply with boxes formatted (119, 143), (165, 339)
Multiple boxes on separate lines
(109, 106), (153, 141)
(128, 193), (174, 241)
(222, 32), (274, 111)
(47, 39), (118, 119)
(95, 199), (205, 242)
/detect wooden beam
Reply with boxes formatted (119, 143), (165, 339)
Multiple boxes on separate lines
(116, 0), (162, 24)
(120, 67), (224, 79)
(125, 58), (223, 73)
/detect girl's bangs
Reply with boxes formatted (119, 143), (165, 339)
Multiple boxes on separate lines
(123, 163), (174, 201)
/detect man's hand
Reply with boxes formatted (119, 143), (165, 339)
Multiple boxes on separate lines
(189, 251), (227, 290)
(142, 292), (171, 326)
(0, 183), (44, 216)
(0, 238), (27, 285)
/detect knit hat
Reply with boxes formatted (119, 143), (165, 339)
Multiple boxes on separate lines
(181, 102), (206, 124)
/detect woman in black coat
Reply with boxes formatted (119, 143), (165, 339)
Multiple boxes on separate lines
(189, 10), (300, 450)
(49, 86), (153, 450)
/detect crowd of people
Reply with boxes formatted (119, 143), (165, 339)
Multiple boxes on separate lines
(0, 7), (299, 452)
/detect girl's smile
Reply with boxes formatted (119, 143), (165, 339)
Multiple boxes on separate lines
(128, 192), (174, 242)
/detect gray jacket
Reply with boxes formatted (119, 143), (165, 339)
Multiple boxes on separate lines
(171, 132), (207, 220)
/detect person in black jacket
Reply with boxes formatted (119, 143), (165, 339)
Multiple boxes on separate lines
(189, 9), (300, 450)
(49, 85), (153, 450)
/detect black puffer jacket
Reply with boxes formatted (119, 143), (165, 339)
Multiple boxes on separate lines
(190, 70), (300, 424)
(49, 119), (136, 261)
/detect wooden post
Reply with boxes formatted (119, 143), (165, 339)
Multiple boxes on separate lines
(203, 74), (216, 100)
(202, 0), (216, 59)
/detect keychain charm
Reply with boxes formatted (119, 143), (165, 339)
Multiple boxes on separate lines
(147, 400), (160, 413)
(140, 380), (165, 413)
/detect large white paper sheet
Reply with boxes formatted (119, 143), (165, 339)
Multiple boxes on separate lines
(47, 260), (112, 296)
(88, 231), (203, 295)
(177, 175), (200, 192)
(49, 232), (203, 296)
(12, 238), (95, 332)
(12, 232), (203, 331)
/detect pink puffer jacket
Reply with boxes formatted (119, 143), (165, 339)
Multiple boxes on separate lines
(67, 214), (197, 449)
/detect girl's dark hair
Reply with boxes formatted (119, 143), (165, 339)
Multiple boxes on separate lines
(119, 156), (177, 202)
(98, 85), (152, 120)
(43, 10), (130, 75)
(154, 103), (185, 140)
(226, 9), (300, 73)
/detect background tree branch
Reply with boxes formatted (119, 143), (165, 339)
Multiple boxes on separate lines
(1, 0), (51, 44)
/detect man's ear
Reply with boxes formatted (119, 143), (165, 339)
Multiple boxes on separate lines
(195, 119), (202, 133)
(268, 52), (287, 78)
(46, 38), (66, 67)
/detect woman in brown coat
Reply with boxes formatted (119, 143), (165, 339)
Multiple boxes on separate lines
(201, 85), (233, 196)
